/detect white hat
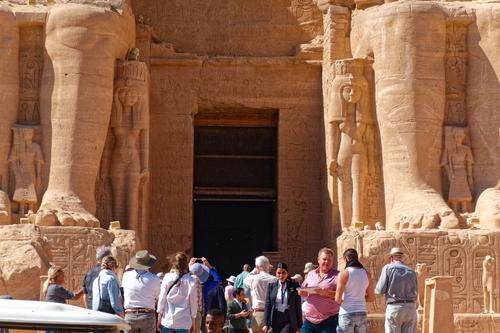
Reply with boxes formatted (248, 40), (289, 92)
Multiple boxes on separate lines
(226, 275), (236, 284)
(390, 247), (405, 256)
(304, 262), (316, 274)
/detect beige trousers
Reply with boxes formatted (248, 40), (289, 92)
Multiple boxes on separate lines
(251, 311), (266, 333)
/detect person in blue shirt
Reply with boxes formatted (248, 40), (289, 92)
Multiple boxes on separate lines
(375, 247), (418, 333)
(92, 256), (124, 317)
(82, 246), (112, 309)
(190, 257), (223, 314)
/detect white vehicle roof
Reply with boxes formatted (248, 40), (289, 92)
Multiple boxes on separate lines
(0, 299), (130, 332)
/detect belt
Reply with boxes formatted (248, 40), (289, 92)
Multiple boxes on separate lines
(253, 309), (265, 312)
(125, 308), (155, 313)
(387, 300), (414, 304)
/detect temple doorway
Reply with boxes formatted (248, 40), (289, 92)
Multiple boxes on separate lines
(193, 109), (278, 277)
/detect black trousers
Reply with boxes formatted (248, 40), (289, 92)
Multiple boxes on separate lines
(271, 309), (294, 333)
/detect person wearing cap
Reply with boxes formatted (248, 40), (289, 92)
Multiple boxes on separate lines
(375, 247), (418, 333)
(244, 255), (278, 333)
(335, 248), (375, 333)
(299, 248), (339, 333)
(157, 252), (198, 333)
(82, 245), (112, 309)
(226, 276), (236, 303)
(291, 274), (303, 285)
(122, 250), (161, 333)
(189, 257), (223, 314)
(303, 263), (315, 278)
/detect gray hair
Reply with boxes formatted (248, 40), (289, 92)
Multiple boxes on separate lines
(96, 246), (112, 262)
(255, 256), (270, 272)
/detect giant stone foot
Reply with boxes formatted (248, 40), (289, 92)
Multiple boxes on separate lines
(387, 187), (459, 230)
(35, 192), (99, 227)
(476, 185), (500, 229)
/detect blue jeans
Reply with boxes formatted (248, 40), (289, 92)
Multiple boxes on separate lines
(302, 315), (338, 333)
(336, 312), (367, 333)
(161, 327), (189, 333)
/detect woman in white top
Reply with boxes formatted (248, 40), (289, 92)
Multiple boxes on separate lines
(157, 252), (198, 333)
(335, 248), (375, 333)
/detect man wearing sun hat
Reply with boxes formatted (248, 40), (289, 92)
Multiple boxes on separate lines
(122, 250), (162, 333)
(375, 247), (418, 333)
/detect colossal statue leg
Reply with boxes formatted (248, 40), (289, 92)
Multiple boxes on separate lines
(36, 4), (135, 226)
(470, 5), (500, 229)
(351, 3), (459, 229)
(0, 5), (18, 225)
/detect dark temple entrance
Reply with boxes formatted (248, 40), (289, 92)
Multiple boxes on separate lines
(193, 109), (278, 278)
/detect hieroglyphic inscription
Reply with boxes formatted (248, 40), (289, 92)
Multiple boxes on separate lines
(18, 26), (43, 125)
(40, 227), (114, 305)
(445, 18), (471, 126)
(338, 230), (500, 314)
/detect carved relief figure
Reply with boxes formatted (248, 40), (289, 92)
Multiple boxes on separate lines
(482, 255), (495, 314)
(416, 263), (431, 310)
(8, 127), (44, 215)
(441, 127), (474, 213)
(109, 48), (149, 232)
(329, 58), (375, 230)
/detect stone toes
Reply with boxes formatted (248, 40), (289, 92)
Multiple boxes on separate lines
(35, 210), (59, 226)
(57, 212), (76, 226)
(439, 212), (459, 229)
(73, 213), (87, 227)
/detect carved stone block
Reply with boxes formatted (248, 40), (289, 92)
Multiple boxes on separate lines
(338, 229), (500, 313)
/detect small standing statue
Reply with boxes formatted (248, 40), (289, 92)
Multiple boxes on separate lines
(416, 263), (431, 311)
(109, 48), (149, 231)
(8, 126), (44, 216)
(328, 58), (375, 230)
(482, 255), (495, 314)
(441, 126), (474, 213)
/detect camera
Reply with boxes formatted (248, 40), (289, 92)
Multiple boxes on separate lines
(195, 258), (203, 263)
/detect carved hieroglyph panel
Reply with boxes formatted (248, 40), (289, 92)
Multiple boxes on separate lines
(18, 26), (43, 126)
(338, 230), (500, 314)
(40, 227), (114, 305)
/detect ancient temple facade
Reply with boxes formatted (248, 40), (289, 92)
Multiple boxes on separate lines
(0, 0), (499, 330)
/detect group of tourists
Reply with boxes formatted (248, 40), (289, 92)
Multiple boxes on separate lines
(41, 246), (418, 333)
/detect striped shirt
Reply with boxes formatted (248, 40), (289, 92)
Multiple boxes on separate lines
(301, 268), (340, 324)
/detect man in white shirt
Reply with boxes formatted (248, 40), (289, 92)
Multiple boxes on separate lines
(244, 256), (277, 333)
(122, 250), (161, 333)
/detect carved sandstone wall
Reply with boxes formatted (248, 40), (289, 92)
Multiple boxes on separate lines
(147, 55), (324, 271)
(131, 0), (323, 57)
(337, 230), (500, 314)
(0, 225), (139, 303)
